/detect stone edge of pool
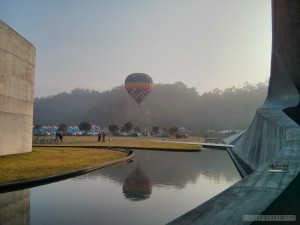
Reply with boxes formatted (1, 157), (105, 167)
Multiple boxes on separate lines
(0, 148), (134, 193)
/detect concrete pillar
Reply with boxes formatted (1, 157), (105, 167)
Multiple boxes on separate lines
(233, 0), (300, 170)
(266, 0), (300, 109)
(0, 20), (36, 156)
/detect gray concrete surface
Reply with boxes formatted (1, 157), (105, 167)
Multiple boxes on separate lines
(0, 189), (30, 225)
(233, 109), (300, 170)
(0, 20), (35, 156)
(168, 111), (300, 224)
(234, 0), (300, 171)
(223, 131), (245, 145)
(168, 0), (300, 224)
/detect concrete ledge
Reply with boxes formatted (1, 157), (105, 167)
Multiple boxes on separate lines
(168, 146), (299, 224)
(201, 143), (234, 148)
(168, 186), (286, 225)
(0, 148), (134, 193)
(168, 107), (300, 224)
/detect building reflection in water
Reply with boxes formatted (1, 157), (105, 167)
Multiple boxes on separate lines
(122, 166), (152, 201)
(0, 189), (30, 225)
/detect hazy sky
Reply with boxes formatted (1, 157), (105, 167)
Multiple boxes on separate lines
(0, 0), (272, 97)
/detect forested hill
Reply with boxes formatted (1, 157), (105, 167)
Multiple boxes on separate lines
(33, 81), (268, 130)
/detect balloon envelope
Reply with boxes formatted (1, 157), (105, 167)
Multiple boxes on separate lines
(125, 73), (153, 104)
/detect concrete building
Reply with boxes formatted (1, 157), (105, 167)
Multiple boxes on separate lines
(0, 20), (36, 156)
(169, 0), (300, 224)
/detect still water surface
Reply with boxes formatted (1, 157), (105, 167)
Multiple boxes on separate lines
(0, 149), (241, 225)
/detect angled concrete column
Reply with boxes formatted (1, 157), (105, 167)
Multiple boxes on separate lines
(0, 21), (36, 156)
(233, 0), (300, 170)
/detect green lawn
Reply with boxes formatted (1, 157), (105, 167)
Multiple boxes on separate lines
(34, 135), (203, 150)
(0, 147), (126, 185)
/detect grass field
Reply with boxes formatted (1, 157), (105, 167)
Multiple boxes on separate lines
(0, 136), (202, 185)
(0, 147), (127, 185)
(34, 135), (203, 150)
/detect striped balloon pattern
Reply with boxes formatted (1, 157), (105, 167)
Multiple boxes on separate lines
(125, 73), (153, 104)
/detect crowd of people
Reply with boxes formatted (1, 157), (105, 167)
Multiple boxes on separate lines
(34, 131), (109, 144)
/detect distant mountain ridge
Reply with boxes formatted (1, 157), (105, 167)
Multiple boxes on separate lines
(33, 81), (268, 130)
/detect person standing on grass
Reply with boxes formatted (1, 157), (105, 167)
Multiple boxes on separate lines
(98, 132), (101, 142)
(56, 132), (63, 143)
(59, 133), (63, 143)
(102, 132), (106, 142)
(55, 132), (59, 143)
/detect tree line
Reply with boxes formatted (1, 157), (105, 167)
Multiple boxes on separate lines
(33, 81), (268, 131)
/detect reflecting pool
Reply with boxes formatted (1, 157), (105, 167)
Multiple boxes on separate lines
(0, 149), (241, 225)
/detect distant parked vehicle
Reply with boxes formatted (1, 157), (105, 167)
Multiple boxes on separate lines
(68, 131), (83, 136)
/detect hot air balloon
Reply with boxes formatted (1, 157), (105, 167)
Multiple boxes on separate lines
(125, 73), (153, 105)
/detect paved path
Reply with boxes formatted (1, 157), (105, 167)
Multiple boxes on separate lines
(152, 140), (234, 149)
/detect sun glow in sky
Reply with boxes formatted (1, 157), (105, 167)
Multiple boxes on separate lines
(0, 0), (272, 97)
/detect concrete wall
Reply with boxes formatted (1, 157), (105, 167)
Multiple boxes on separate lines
(232, 0), (300, 170)
(233, 108), (300, 170)
(0, 20), (35, 156)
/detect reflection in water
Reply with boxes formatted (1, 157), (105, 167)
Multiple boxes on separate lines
(123, 166), (152, 201)
(0, 189), (30, 225)
(0, 148), (241, 225)
(89, 149), (240, 189)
